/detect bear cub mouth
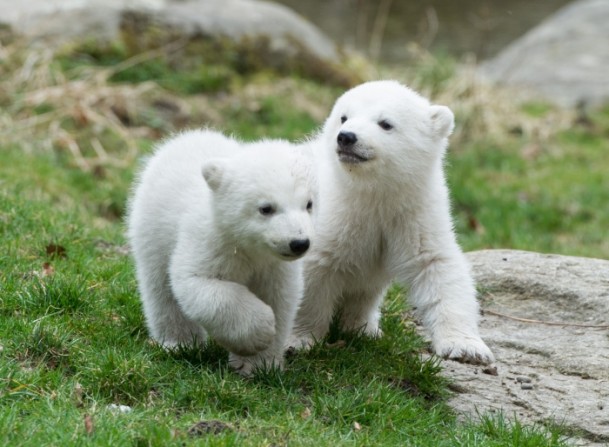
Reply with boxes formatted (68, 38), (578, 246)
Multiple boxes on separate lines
(336, 130), (370, 163)
(336, 147), (370, 164)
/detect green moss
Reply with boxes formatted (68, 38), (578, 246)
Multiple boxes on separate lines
(58, 41), (237, 94)
(521, 101), (554, 117)
(117, 10), (359, 88)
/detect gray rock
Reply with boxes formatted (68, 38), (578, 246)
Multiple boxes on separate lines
(118, 0), (354, 85)
(0, 0), (160, 42)
(147, 0), (339, 62)
(442, 250), (609, 446)
(479, 0), (609, 107)
(0, 0), (352, 85)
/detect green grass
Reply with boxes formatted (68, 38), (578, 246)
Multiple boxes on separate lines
(0, 147), (568, 446)
(223, 95), (320, 141)
(449, 110), (609, 257)
(57, 41), (236, 95)
(2, 41), (604, 445)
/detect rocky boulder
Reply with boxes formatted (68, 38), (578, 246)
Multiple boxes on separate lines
(479, 0), (609, 107)
(442, 249), (609, 446)
(0, 0), (355, 86)
(0, 0), (160, 43)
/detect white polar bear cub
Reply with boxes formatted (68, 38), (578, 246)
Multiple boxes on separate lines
(290, 80), (494, 365)
(127, 130), (315, 376)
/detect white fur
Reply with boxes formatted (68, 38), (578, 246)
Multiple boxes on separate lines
(289, 80), (494, 364)
(127, 130), (315, 376)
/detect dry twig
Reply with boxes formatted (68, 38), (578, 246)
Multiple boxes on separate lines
(484, 309), (609, 329)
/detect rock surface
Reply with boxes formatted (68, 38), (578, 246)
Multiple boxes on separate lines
(0, 0), (161, 42)
(443, 250), (609, 446)
(479, 0), (609, 107)
(0, 0), (352, 85)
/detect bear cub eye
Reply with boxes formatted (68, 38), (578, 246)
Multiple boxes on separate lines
(340, 115), (347, 124)
(378, 120), (393, 131)
(306, 200), (313, 212)
(259, 204), (276, 216)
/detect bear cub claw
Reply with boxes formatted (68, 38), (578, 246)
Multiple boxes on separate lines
(434, 336), (495, 365)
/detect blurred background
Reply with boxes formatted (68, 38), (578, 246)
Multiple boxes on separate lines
(1, 0), (608, 259)
(276, 0), (571, 62)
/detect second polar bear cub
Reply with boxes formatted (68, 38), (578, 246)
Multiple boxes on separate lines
(290, 80), (494, 364)
(127, 130), (315, 376)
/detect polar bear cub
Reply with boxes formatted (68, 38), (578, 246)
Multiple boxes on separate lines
(127, 130), (315, 376)
(290, 80), (494, 364)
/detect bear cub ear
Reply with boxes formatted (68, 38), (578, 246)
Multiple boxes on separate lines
(202, 160), (225, 191)
(429, 105), (455, 140)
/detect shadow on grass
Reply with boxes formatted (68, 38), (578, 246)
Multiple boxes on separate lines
(163, 340), (229, 375)
(250, 316), (447, 405)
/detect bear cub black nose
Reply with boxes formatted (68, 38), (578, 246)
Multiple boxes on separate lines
(337, 131), (357, 148)
(289, 238), (310, 255)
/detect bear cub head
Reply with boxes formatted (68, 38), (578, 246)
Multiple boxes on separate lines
(322, 80), (455, 177)
(202, 141), (315, 261)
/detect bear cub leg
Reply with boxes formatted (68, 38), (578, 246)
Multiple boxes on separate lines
(169, 271), (277, 359)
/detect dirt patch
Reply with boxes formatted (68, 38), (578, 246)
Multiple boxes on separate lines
(187, 420), (232, 437)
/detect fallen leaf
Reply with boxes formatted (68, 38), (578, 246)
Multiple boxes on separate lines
(467, 215), (486, 235)
(45, 243), (67, 258)
(92, 165), (106, 179)
(73, 104), (90, 126)
(353, 421), (362, 431)
(42, 262), (55, 277)
(110, 103), (132, 126)
(300, 407), (312, 420)
(84, 414), (94, 435)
